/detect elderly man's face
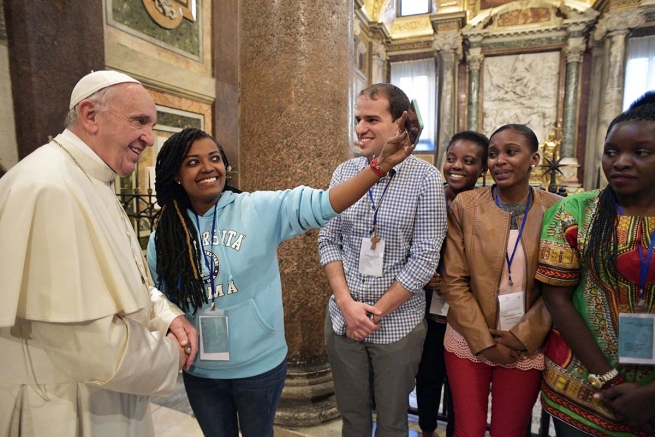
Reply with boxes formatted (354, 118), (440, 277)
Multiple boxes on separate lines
(93, 83), (157, 177)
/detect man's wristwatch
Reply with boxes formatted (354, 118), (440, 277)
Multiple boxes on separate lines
(588, 368), (619, 389)
(367, 312), (381, 325)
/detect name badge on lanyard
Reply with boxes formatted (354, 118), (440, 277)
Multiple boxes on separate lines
(615, 210), (655, 365)
(618, 313), (655, 365)
(199, 308), (230, 361)
(358, 170), (395, 278)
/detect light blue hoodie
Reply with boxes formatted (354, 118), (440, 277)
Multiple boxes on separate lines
(148, 186), (336, 379)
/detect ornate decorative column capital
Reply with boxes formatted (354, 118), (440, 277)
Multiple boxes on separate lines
(372, 40), (387, 61)
(566, 37), (586, 63)
(466, 47), (483, 71)
(433, 33), (462, 56)
(594, 9), (645, 41)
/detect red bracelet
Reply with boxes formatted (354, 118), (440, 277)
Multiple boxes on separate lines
(369, 156), (386, 178)
(604, 375), (625, 390)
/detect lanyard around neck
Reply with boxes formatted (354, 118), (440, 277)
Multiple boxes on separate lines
(494, 188), (532, 286)
(367, 170), (395, 236)
(617, 205), (655, 310)
(194, 202), (219, 308)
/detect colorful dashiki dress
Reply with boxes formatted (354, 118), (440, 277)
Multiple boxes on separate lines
(536, 190), (655, 437)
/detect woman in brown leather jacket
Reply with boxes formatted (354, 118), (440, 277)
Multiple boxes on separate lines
(440, 124), (560, 436)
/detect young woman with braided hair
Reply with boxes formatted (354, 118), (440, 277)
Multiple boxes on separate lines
(537, 91), (655, 436)
(147, 126), (413, 437)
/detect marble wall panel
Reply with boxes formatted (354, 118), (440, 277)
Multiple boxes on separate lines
(108, 0), (200, 59)
(482, 51), (560, 141)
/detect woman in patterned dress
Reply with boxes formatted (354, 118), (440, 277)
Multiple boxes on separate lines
(537, 92), (655, 436)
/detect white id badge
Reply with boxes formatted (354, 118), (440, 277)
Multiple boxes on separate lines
(618, 313), (655, 365)
(199, 312), (230, 361)
(359, 237), (385, 277)
(429, 293), (449, 317)
(498, 291), (525, 331)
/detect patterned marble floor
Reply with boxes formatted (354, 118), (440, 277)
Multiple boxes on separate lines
(151, 374), (553, 436)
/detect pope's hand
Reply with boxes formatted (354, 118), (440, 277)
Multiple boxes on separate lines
(168, 316), (198, 370)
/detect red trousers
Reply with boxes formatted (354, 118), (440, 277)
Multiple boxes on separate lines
(444, 351), (541, 437)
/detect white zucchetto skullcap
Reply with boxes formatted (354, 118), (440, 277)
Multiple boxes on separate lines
(69, 70), (141, 110)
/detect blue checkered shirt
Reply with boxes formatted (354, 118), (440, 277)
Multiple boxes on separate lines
(319, 155), (446, 344)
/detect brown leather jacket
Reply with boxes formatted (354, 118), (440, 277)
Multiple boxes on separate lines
(441, 186), (560, 355)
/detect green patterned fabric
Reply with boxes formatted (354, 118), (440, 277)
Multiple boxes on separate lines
(536, 190), (655, 436)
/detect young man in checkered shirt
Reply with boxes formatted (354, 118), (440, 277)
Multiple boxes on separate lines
(319, 83), (446, 437)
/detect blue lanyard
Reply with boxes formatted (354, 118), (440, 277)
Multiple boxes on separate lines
(367, 171), (395, 236)
(616, 205), (655, 309)
(194, 202), (219, 308)
(494, 188), (531, 286)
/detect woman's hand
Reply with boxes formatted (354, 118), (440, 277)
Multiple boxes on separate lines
(425, 271), (441, 293)
(490, 329), (527, 352)
(594, 382), (655, 430)
(376, 112), (414, 174)
(479, 343), (520, 365)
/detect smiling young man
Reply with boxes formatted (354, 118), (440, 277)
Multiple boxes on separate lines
(319, 83), (446, 436)
(0, 71), (197, 436)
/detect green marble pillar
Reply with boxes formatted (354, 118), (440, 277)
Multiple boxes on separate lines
(465, 41), (483, 131)
(467, 56), (482, 131)
(561, 35), (586, 158)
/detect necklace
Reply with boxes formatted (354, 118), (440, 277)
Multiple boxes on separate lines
(54, 139), (149, 288)
(495, 189), (530, 215)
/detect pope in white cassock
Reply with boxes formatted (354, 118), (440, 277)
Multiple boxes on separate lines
(0, 71), (198, 436)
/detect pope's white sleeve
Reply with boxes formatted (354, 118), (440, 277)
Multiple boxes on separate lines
(149, 286), (185, 333)
(28, 314), (179, 396)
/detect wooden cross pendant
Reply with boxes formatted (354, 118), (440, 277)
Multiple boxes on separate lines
(371, 236), (381, 250)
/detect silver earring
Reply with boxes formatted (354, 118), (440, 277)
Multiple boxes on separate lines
(530, 165), (535, 169)
(227, 166), (232, 172)
(175, 180), (181, 184)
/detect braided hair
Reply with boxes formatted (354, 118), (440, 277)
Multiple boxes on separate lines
(584, 91), (655, 283)
(153, 128), (238, 313)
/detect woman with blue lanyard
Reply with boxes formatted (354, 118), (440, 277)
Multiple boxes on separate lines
(537, 92), (655, 436)
(147, 126), (413, 437)
(440, 124), (560, 436)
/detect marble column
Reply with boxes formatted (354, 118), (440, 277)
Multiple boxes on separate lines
(239, 0), (352, 426)
(592, 9), (645, 186)
(4, 0), (104, 159)
(465, 35), (483, 131)
(371, 40), (387, 85)
(214, 0), (240, 186)
(433, 32), (462, 169)
(561, 32), (586, 159)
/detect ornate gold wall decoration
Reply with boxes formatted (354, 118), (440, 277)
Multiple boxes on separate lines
(497, 8), (550, 26)
(390, 16), (433, 38)
(437, 19), (463, 32)
(439, 0), (461, 8)
(387, 40), (435, 52)
(142, 0), (195, 30)
(608, 0), (640, 9)
(479, 0), (514, 11)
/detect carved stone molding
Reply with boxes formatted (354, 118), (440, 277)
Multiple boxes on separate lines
(566, 37), (586, 63)
(466, 48), (484, 71)
(372, 40), (387, 61)
(593, 9), (646, 41)
(354, 19), (361, 37)
(433, 33), (462, 56)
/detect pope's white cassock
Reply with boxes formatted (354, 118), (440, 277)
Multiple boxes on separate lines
(0, 129), (184, 436)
